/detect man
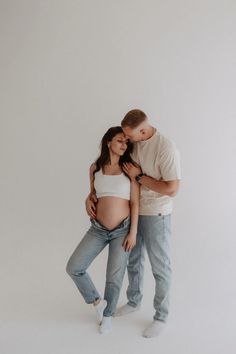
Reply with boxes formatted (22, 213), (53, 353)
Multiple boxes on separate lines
(86, 109), (181, 338)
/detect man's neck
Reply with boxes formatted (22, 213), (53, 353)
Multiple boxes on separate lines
(144, 126), (156, 140)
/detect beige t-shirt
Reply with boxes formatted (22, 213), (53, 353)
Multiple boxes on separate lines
(131, 129), (181, 215)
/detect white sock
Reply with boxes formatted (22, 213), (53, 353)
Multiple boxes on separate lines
(114, 303), (141, 317)
(99, 316), (112, 334)
(94, 299), (107, 324)
(142, 320), (166, 338)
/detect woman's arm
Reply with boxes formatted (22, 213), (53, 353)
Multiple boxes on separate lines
(122, 179), (140, 252)
(129, 180), (140, 236)
(89, 163), (96, 193)
(85, 163), (97, 218)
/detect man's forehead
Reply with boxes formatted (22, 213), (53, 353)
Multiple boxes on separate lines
(122, 126), (139, 135)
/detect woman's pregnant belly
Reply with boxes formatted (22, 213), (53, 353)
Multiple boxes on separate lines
(95, 197), (130, 230)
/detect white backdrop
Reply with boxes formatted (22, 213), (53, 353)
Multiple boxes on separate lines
(1, 1), (236, 354)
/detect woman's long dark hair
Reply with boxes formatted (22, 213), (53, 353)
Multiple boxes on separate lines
(93, 126), (134, 176)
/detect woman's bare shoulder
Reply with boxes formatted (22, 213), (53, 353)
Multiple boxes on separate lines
(89, 162), (97, 174)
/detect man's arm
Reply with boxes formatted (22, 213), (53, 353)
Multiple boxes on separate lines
(138, 175), (180, 197)
(122, 162), (180, 197)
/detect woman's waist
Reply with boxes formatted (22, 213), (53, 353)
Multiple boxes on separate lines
(91, 214), (130, 232)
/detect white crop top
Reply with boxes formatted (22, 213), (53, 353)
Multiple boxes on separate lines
(94, 169), (131, 200)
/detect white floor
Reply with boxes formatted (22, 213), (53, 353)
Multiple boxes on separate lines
(1, 246), (235, 354)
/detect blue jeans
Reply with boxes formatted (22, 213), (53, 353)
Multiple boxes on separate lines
(126, 214), (171, 322)
(66, 216), (130, 317)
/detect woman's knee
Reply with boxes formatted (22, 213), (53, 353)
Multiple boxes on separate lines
(66, 257), (73, 275)
(66, 255), (78, 275)
(66, 254), (87, 277)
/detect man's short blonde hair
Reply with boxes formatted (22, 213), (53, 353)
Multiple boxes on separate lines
(121, 109), (147, 129)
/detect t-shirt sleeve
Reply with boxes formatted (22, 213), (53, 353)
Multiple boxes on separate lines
(159, 140), (181, 181)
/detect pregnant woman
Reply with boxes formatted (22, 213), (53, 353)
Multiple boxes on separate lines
(66, 126), (139, 334)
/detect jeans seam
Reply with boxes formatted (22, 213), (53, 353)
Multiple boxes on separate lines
(135, 220), (144, 307)
(129, 227), (143, 308)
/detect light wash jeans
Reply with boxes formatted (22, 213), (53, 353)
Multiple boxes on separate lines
(66, 216), (130, 317)
(126, 214), (172, 322)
